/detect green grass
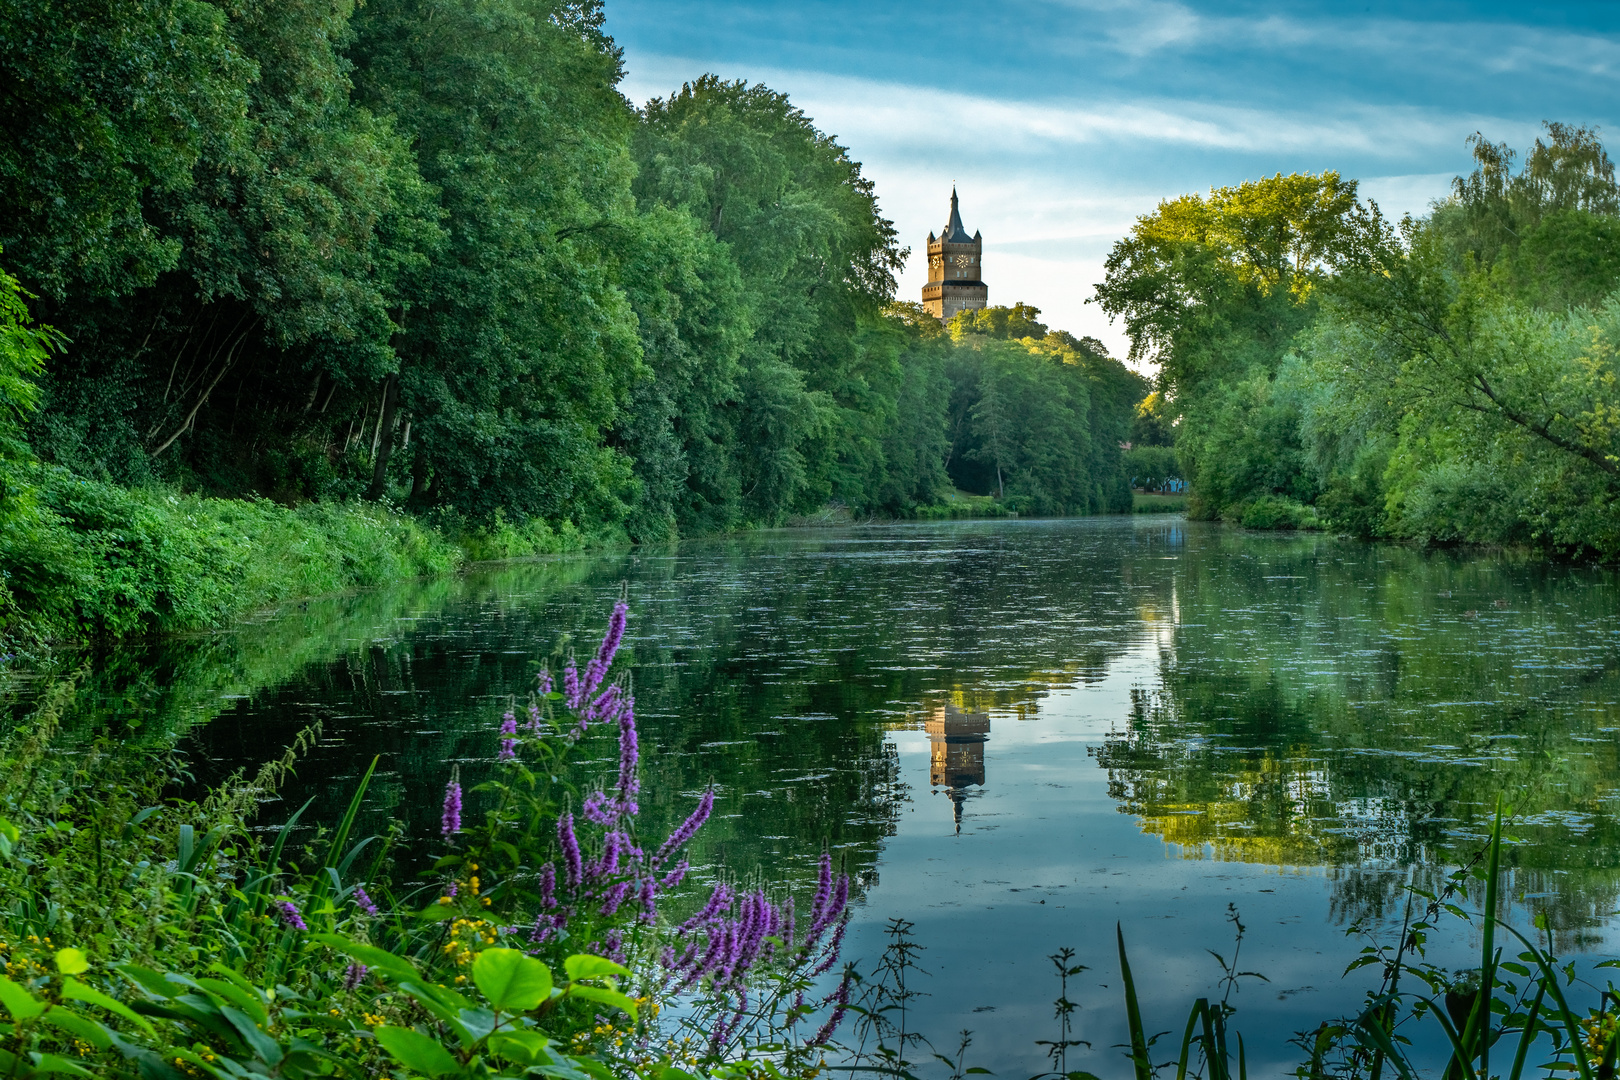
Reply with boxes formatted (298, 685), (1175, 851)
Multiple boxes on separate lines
(1, 466), (463, 651)
(1133, 491), (1188, 514)
(913, 490), (1016, 520)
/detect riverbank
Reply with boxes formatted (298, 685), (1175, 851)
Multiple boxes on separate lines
(0, 471), (1050, 658)
(0, 467), (624, 657)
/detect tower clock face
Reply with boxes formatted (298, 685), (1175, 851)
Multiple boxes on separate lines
(929, 255), (942, 270)
(952, 255), (972, 267)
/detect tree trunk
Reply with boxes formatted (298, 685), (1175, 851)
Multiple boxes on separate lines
(367, 375), (400, 500)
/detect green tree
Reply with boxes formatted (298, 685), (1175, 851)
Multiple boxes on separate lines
(1094, 172), (1387, 520)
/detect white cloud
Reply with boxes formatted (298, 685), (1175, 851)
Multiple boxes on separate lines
(624, 57), (1518, 162)
(1038, 0), (1620, 81)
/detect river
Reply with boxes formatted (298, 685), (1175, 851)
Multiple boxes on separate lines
(33, 516), (1620, 1074)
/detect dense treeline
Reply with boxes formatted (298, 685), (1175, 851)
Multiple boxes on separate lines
(1098, 124), (1620, 555)
(0, 0), (1143, 646)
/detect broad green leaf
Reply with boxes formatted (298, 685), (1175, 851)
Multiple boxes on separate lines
(309, 935), (419, 979)
(54, 948), (88, 976)
(39, 1008), (111, 1050)
(487, 1029), (553, 1065)
(196, 978), (267, 1027)
(565, 984), (638, 1020)
(221, 1006), (284, 1066)
(375, 1025), (463, 1078)
(25, 1051), (96, 1077)
(456, 1006), (497, 1044)
(472, 949), (553, 1013)
(0, 978), (44, 1021)
(563, 955), (629, 982)
(63, 978), (156, 1035)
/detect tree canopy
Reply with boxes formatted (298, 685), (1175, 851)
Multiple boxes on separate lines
(0, 3), (1147, 544)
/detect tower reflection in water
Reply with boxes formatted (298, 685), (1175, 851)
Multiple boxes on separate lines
(925, 703), (989, 832)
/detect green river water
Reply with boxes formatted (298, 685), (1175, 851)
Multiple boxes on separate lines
(14, 517), (1620, 1074)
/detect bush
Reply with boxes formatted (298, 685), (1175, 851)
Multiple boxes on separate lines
(1232, 495), (1320, 530)
(0, 467), (461, 650)
(0, 603), (854, 1077)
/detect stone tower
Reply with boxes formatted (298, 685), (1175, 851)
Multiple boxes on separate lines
(921, 187), (987, 320)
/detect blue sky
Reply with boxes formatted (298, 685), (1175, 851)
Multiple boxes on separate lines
(608, 1), (1620, 359)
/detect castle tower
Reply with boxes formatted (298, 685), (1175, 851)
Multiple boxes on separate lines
(921, 188), (987, 320)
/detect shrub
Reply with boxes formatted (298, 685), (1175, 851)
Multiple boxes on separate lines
(1233, 495), (1321, 530)
(0, 468), (461, 650)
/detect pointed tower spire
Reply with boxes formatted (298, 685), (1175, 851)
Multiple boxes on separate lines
(943, 186), (971, 243)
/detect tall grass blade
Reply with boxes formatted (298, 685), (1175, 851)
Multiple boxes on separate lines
(1174, 1000), (1203, 1080)
(1118, 923), (1153, 1080)
(309, 757), (378, 912)
(1508, 978), (1546, 1080)
(1472, 799), (1504, 1079)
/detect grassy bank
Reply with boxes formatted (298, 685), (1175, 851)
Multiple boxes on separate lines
(913, 490), (1018, 520)
(0, 464), (636, 655)
(1132, 491), (1187, 514)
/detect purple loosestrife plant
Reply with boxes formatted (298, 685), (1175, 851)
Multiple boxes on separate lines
(441, 769), (462, 839)
(425, 600), (852, 1071)
(275, 899), (307, 932)
(342, 963), (369, 991)
(353, 886), (379, 916)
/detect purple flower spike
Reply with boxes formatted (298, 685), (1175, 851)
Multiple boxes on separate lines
(499, 712), (518, 761)
(659, 858), (689, 890)
(655, 788), (714, 867)
(615, 696), (640, 807)
(526, 702), (542, 733)
(581, 602), (629, 702)
(558, 812), (582, 889)
(539, 862), (557, 910)
(563, 660), (582, 709)
(810, 973), (853, 1047)
(582, 790), (617, 826)
(354, 886), (379, 916)
(275, 899), (307, 932)
(441, 773), (462, 838)
(343, 963), (369, 991)
(537, 666), (553, 697)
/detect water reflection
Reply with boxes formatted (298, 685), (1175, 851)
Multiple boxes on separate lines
(926, 702), (989, 830)
(14, 518), (1620, 1075)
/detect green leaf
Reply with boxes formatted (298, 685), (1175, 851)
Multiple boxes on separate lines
(565, 985), (638, 1020)
(487, 1029), (553, 1065)
(39, 1008), (112, 1050)
(26, 1051), (96, 1076)
(0, 977), (44, 1021)
(563, 955), (629, 982)
(221, 1006), (284, 1066)
(196, 978), (267, 1027)
(309, 934), (419, 979)
(375, 1025), (464, 1078)
(63, 977), (156, 1035)
(473, 949), (554, 1013)
(54, 948), (89, 976)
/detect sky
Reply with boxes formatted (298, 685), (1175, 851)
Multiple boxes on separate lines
(606, 1), (1620, 362)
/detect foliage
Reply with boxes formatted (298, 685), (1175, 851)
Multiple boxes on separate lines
(0, 603), (853, 1076)
(1097, 125), (1620, 556)
(0, 468), (459, 651)
(1123, 445), (1179, 491)
(1, 3), (1146, 570)
(941, 307), (1145, 513)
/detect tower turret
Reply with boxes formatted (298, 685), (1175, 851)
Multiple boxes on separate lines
(921, 188), (987, 320)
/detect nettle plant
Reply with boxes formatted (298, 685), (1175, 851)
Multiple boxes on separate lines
(0, 603), (853, 1078)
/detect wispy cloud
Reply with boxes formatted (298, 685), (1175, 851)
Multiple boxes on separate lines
(1041, 0), (1620, 82)
(624, 56), (1529, 166)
